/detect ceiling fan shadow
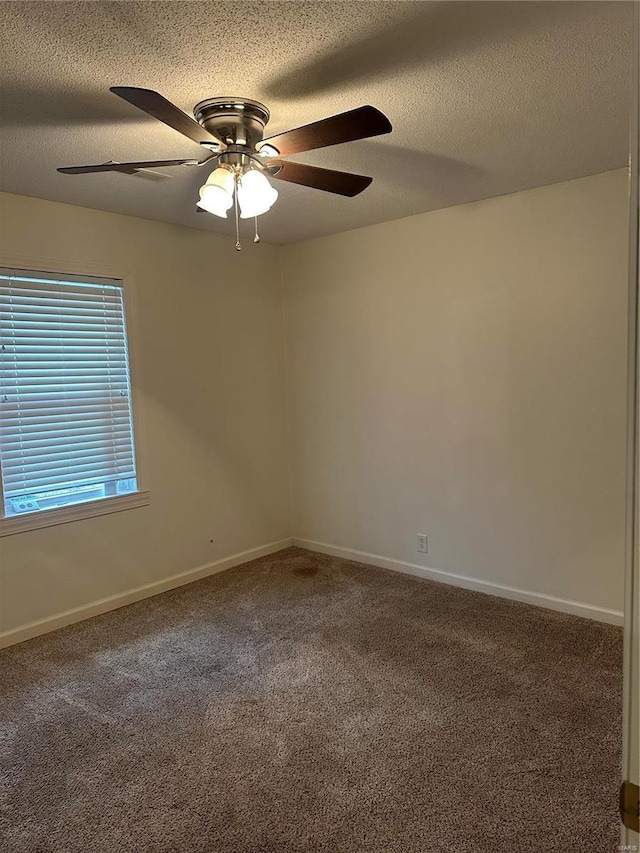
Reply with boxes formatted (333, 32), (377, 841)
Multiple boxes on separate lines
(264, 1), (600, 101)
(358, 141), (484, 193)
(0, 80), (143, 129)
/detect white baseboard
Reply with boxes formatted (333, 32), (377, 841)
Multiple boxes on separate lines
(293, 537), (624, 626)
(2, 535), (621, 649)
(0, 538), (293, 649)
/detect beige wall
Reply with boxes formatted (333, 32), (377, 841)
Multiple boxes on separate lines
(0, 192), (290, 637)
(282, 169), (630, 615)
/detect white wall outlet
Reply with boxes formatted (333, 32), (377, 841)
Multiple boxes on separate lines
(417, 534), (428, 553)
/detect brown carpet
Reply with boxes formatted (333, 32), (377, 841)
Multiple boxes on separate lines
(0, 547), (622, 852)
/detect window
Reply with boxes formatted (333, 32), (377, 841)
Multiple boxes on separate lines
(0, 267), (147, 534)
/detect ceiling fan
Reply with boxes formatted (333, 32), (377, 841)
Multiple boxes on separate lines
(58, 87), (393, 248)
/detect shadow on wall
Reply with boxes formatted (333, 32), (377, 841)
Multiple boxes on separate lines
(135, 255), (288, 534)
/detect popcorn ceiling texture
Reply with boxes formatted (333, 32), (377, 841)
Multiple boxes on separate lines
(0, 547), (623, 852)
(0, 1), (633, 243)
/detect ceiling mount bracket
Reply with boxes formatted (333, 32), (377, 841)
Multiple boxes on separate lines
(193, 98), (270, 149)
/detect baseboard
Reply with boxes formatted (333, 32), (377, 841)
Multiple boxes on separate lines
(0, 538), (293, 649)
(2, 535), (621, 648)
(292, 538), (624, 626)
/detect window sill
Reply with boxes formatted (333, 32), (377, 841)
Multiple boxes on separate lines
(0, 490), (150, 537)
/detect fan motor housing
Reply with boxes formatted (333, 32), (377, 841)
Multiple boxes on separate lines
(193, 98), (270, 150)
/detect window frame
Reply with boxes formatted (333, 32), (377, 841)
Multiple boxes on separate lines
(0, 254), (149, 536)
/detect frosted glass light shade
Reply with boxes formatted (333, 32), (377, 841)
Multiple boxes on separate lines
(237, 169), (278, 219)
(197, 167), (234, 218)
(197, 187), (232, 217)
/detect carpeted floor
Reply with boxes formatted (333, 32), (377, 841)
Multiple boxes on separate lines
(0, 547), (622, 853)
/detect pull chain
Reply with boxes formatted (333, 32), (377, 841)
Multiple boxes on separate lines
(234, 173), (241, 251)
(254, 216), (260, 244)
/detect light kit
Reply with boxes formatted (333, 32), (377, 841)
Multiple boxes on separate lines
(195, 159), (279, 248)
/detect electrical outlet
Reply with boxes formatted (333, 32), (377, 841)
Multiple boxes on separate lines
(417, 534), (428, 553)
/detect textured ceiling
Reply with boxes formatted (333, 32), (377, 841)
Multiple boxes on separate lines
(0, 1), (633, 244)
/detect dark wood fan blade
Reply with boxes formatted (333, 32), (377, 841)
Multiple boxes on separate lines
(110, 87), (216, 145)
(259, 106), (391, 156)
(58, 158), (199, 175)
(266, 161), (372, 196)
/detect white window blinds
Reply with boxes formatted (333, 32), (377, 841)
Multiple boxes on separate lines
(0, 269), (138, 518)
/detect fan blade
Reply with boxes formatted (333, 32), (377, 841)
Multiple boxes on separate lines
(58, 158), (200, 175)
(110, 87), (216, 145)
(259, 106), (391, 156)
(266, 161), (372, 197)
